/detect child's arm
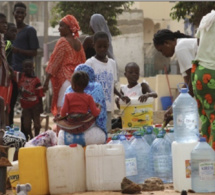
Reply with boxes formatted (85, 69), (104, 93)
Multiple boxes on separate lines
(114, 86), (130, 104)
(88, 96), (101, 117)
(139, 82), (158, 103)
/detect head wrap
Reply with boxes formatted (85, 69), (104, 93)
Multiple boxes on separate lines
(61, 15), (80, 38)
(90, 14), (114, 59)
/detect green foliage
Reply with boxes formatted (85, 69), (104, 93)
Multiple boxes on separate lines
(170, 2), (215, 27)
(50, 2), (133, 36)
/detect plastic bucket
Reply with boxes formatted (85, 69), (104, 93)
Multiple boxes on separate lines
(120, 97), (153, 130)
(160, 96), (173, 110)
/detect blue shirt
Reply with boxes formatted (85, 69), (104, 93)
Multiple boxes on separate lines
(12, 25), (39, 72)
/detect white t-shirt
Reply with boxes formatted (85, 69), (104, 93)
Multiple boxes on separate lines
(195, 20), (215, 70)
(85, 56), (117, 112)
(175, 38), (198, 76)
(121, 83), (143, 97)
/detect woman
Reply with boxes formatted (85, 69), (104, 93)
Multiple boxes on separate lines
(153, 29), (198, 125)
(191, 10), (215, 150)
(43, 15), (86, 116)
(83, 13), (114, 60)
(57, 64), (107, 146)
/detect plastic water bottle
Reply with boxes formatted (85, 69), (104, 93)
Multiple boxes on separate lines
(164, 128), (175, 144)
(173, 85), (199, 142)
(14, 126), (26, 140)
(129, 132), (151, 183)
(191, 137), (215, 192)
(107, 134), (120, 144)
(119, 134), (138, 181)
(150, 133), (172, 183)
(5, 127), (14, 135)
(144, 126), (156, 145)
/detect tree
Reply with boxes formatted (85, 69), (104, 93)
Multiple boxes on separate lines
(50, 2), (133, 36)
(170, 2), (215, 27)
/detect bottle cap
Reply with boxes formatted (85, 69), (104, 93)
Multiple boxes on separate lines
(112, 135), (119, 140)
(119, 134), (127, 141)
(157, 133), (164, 138)
(69, 144), (77, 147)
(180, 88), (188, 93)
(199, 137), (206, 142)
(133, 131), (141, 137)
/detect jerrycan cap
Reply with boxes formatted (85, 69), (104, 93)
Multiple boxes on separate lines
(157, 133), (164, 138)
(69, 144), (77, 147)
(133, 131), (141, 137)
(112, 134), (119, 140)
(199, 137), (206, 142)
(180, 88), (188, 93)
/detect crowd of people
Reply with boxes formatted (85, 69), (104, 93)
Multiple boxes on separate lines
(1, 2), (215, 150)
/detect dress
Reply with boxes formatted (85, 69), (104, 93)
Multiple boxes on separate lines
(58, 64), (107, 146)
(175, 38), (198, 76)
(85, 56), (117, 112)
(191, 10), (215, 150)
(46, 37), (86, 116)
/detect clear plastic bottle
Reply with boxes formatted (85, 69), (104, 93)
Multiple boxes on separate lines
(164, 128), (175, 144)
(144, 126), (156, 146)
(119, 134), (137, 181)
(191, 137), (215, 193)
(107, 134), (120, 144)
(129, 132), (151, 184)
(150, 133), (172, 183)
(14, 126), (26, 140)
(173, 86), (199, 142)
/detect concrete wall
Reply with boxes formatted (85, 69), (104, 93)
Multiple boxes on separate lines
(119, 74), (184, 111)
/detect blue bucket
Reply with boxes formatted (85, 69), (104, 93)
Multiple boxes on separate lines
(160, 96), (173, 110)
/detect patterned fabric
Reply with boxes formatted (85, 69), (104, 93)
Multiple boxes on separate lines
(61, 15), (80, 38)
(0, 34), (10, 87)
(64, 64), (107, 136)
(191, 60), (215, 150)
(55, 112), (96, 134)
(46, 37), (86, 115)
(3, 134), (26, 151)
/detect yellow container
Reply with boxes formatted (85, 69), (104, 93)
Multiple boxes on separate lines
(19, 146), (49, 195)
(120, 97), (153, 130)
(7, 160), (19, 194)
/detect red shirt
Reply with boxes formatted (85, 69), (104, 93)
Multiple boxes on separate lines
(15, 73), (44, 109)
(60, 92), (100, 117)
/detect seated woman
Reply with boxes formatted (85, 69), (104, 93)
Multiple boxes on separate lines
(57, 64), (107, 146)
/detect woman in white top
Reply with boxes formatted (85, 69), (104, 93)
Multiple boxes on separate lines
(153, 29), (198, 125)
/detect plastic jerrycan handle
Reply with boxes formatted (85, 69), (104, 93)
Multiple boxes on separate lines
(177, 82), (189, 93)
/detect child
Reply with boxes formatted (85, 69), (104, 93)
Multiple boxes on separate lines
(85, 31), (123, 132)
(0, 13), (13, 126)
(56, 71), (101, 134)
(116, 62), (158, 109)
(14, 59), (44, 140)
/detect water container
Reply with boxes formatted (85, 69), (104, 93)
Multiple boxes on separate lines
(191, 137), (215, 193)
(86, 144), (125, 191)
(154, 124), (166, 135)
(119, 134), (138, 180)
(164, 128), (175, 144)
(47, 144), (86, 194)
(129, 132), (151, 183)
(7, 160), (19, 194)
(107, 134), (121, 145)
(173, 84), (199, 142)
(120, 97), (153, 130)
(172, 141), (198, 192)
(19, 146), (49, 195)
(150, 133), (172, 183)
(14, 126), (26, 140)
(144, 126), (156, 145)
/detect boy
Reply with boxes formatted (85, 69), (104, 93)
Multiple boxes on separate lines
(85, 31), (124, 132)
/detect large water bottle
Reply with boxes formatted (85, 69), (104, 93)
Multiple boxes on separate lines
(173, 84), (199, 142)
(191, 137), (215, 193)
(164, 128), (175, 144)
(119, 134), (137, 181)
(129, 132), (151, 184)
(144, 126), (156, 145)
(150, 133), (172, 183)
(14, 126), (26, 140)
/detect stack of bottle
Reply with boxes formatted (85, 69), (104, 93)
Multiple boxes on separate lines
(171, 84), (201, 192)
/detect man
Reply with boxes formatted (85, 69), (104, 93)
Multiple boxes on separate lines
(9, 2), (40, 126)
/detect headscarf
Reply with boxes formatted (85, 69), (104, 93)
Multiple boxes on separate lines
(61, 15), (80, 38)
(63, 64), (107, 137)
(198, 10), (215, 32)
(90, 14), (114, 59)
